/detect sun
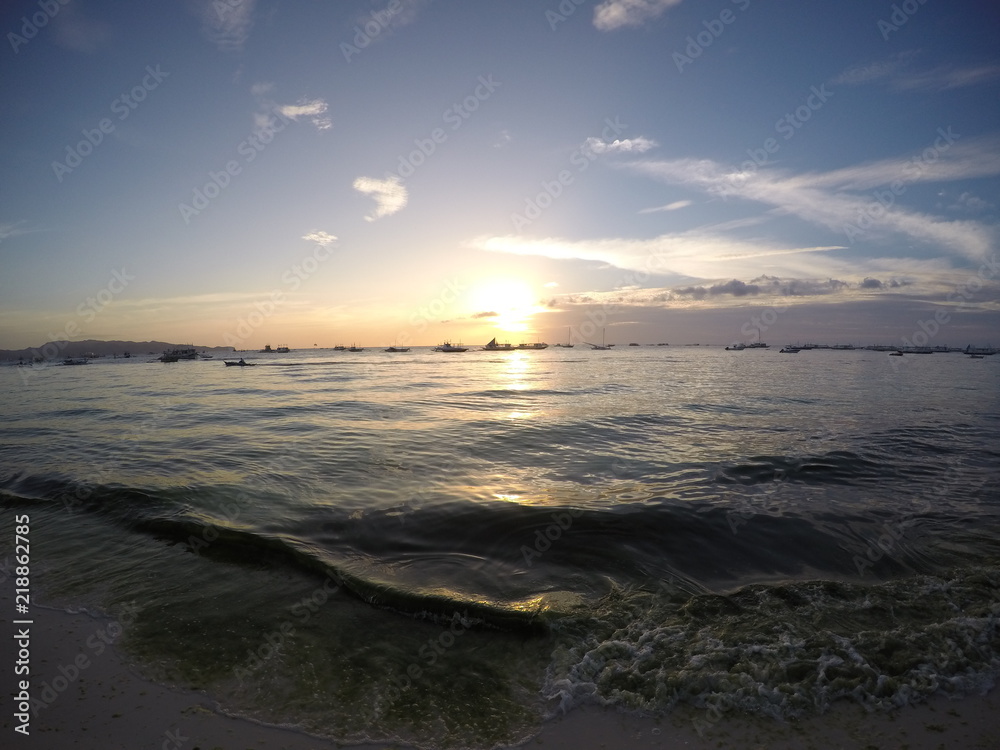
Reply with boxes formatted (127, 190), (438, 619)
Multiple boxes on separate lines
(468, 279), (540, 332)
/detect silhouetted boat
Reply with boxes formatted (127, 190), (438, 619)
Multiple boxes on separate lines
(483, 338), (514, 351)
(434, 342), (468, 352)
(224, 359), (256, 367)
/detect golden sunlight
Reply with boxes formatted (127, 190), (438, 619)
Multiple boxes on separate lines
(467, 279), (541, 332)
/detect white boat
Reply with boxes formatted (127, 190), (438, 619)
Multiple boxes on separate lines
(434, 341), (468, 352)
(482, 337), (514, 351)
(517, 341), (548, 350)
(276, 345), (291, 353)
(590, 329), (611, 350)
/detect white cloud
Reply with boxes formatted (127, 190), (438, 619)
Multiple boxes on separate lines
(835, 54), (1000, 92)
(593, 0), (684, 31)
(584, 135), (658, 155)
(472, 233), (846, 282)
(201, 0), (256, 52)
(894, 64), (1000, 92)
(278, 99), (332, 131)
(638, 199), (692, 214)
(302, 231), (338, 247)
(353, 175), (408, 221)
(626, 135), (1000, 260)
(251, 87), (331, 132)
(0, 221), (31, 244)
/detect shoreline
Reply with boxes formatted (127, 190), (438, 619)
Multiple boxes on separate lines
(2, 591), (998, 749)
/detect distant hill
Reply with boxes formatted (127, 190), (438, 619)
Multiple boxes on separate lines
(0, 339), (234, 361)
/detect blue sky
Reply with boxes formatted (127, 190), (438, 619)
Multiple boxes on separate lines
(1, 0), (998, 349)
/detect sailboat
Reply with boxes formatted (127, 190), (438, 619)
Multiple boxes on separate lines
(482, 337), (514, 351)
(590, 329), (611, 350)
(554, 327), (574, 348)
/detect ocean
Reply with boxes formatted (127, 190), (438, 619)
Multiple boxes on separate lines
(2, 345), (998, 748)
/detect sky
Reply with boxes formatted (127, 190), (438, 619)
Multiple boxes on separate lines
(1, 0), (998, 350)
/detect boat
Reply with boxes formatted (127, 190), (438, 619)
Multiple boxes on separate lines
(889, 350), (904, 356)
(275, 345), (290, 353)
(434, 341), (468, 352)
(224, 359), (256, 367)
(517, 341), (548, 350)
(482, 337), (515, 351)
(725, 343), (745, 351)
(199, 353), (213, 360)
(590, 329), (611, 350)
(554, 327), (574, 348)
(628, 343), (640, 347)
(333, 345), (347, 351)
(779, 347), (801, 353)
(61, 358), (89, 365)
(348, 344), (365, 352)
(159, 347), (198, 361)
(968, 353), (985, 359)
(384, 346), (410, 352)
(260, 345), (275, 353)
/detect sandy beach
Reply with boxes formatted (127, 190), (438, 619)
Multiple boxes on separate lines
(3, 590), (998, 750)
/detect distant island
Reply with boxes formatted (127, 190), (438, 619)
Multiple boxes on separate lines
(0, 339), (234, 362)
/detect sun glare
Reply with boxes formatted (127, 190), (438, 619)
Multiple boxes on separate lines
(468, 279), (540, 332)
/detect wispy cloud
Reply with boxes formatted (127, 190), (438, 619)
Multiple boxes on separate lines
(251, 85), (331, 132)
(835, 54), (1000, 92)
(894, 64), (1000, 92)
(593, 0), (684, 31)
(353, 175), (408, 221)
(201, 0), (256, 52)
(626, 134), (1000, 260)
(638, 199), (692, 214)
(279, 99), (332, 131)
(584, 135), (658, 155)
(0, 221), (32, 244)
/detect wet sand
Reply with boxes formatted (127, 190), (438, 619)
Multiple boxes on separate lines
(3, 592), (997, 750)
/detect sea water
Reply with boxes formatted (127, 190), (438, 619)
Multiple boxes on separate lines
(1, 346), (998, 747)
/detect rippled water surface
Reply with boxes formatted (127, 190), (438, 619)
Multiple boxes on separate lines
(2, 347), (998, 747)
